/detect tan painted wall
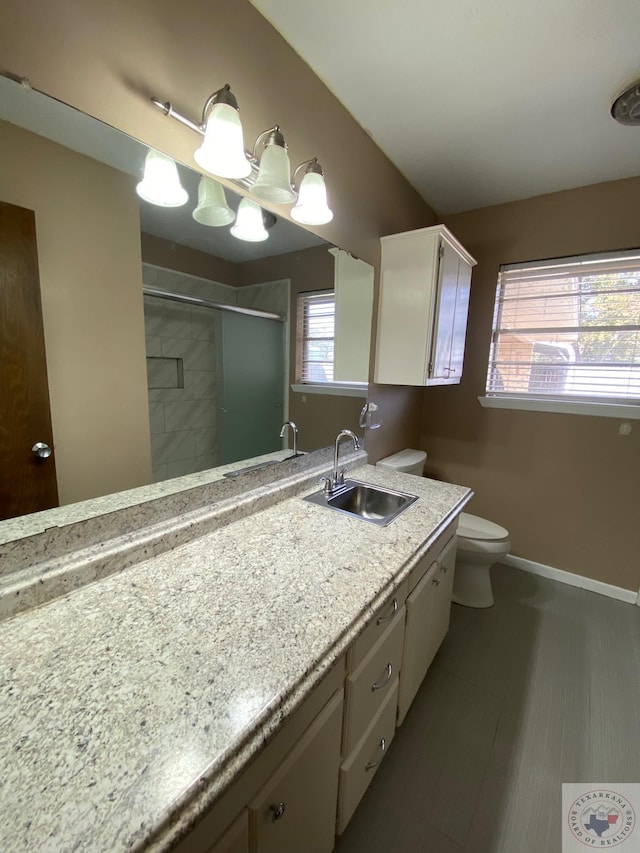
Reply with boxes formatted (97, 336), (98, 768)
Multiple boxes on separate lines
(420, 177), (640, 591)
(141, 233), (239, 287)
(0, 120), (152, 504)
(0, 0), (433, 264)
(0, 0), (436, 484)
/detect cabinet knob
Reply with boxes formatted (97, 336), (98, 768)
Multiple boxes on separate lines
(270, 802), (286, 822)
(432, 578), (441, 586)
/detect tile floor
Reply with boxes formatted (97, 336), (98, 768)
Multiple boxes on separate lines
(336, 564), (640, 853)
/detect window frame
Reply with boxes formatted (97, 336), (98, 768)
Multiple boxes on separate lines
(295, 289), (336, 385)
(479, 248), (640, 419)
(293, 289), (368, 397)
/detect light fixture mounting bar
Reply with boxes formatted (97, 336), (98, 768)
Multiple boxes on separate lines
(151, 98), (203, 135)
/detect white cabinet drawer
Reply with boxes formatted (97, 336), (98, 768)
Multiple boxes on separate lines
(348, 578), (408, 669)
(343, 609), (405, 755)
(336, 678), (399, 834)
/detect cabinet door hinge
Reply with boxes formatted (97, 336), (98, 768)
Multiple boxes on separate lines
(438, 242), (444, 260)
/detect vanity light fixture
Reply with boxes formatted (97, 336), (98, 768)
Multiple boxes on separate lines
(192, 176), (235, 226)
(136, 149), (188, 207)
(251, 126), (297, 205)
(152, 84), (252, 180)
(291, 159), (334, 225)
(230, 198), (269, 242)
(151, 86), (334, 227)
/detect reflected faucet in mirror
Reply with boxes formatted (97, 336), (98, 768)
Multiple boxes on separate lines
(279, 421), (299, 458)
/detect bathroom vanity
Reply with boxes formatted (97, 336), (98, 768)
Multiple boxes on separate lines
(0, 454), (471, 852)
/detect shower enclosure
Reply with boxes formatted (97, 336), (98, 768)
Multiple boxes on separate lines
(143, 264), (287, 482)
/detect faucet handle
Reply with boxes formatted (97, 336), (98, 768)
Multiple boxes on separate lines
(320, 476), (333, 496)
(337, 468), (346, 485)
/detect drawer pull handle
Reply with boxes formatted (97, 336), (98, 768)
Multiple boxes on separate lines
(432, 578), (441, 586)
(270, 802), (286, 822)
(371, 662), (393, 692)
(365, 737), (386, 771)
(376, 598), (398, 626)
(441, 563), (448, 573)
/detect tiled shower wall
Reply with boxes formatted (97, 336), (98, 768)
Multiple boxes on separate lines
(143, 263), (289, 482)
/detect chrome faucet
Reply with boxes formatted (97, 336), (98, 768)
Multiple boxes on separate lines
(280, 421), (299, 457)
(324, 429), (361, 495)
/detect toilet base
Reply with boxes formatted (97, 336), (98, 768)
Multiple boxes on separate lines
(452, 557), (495, 608)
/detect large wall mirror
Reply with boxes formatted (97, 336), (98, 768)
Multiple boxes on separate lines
(0, 74), (373, 528)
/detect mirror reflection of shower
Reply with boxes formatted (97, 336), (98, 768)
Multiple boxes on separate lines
(143, 263), (289, 481)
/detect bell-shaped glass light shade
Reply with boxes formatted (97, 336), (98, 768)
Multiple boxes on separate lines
(192, 177), (235, 227)
(194, 102), (252, 180)
(291, 171), (333, 225)
(252, 143), (296, 204)
(230, 198), (269, 242)
(136, 150), (188, 207)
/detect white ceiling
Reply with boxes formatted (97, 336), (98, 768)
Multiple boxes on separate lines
(251, 0), (640, 214)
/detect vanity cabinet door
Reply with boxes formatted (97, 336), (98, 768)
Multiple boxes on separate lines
(248, 689), (343, 853)
(208, 811), (249, 853)
(397, 535), (457, 725)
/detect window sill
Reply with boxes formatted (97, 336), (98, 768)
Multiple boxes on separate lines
(291, 382), (369, 398)
(478, 395), (640, 419)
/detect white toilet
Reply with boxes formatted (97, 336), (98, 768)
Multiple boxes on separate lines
(376, 449), (511, 608)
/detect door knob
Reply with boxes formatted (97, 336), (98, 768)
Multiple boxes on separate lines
(32, 442), (52, 459)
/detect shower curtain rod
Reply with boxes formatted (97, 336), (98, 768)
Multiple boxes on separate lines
(142, 286), (284, 322)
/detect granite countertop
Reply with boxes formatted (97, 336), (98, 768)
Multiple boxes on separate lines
(0, 464), (471, 852)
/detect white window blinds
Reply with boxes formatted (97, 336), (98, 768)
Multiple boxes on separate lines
(487, 250), (640, 405)
(297, 291), (335, 382)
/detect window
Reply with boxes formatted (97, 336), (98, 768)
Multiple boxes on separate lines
(483, 249), (640, 416)
(296, 290), (335, 383)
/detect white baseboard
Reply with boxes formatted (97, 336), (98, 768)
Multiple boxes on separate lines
(502, 554), (639, 606)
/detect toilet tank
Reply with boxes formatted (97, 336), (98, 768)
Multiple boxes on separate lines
(376, 448), (426, 476)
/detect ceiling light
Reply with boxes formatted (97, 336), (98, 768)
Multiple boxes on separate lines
(151, 87), (334, 227)
(192, 176), (235, 226)
(230, 198), (269, 242)
(611, 78), (640, 125)
(136, 149), (188, 207)
(291, 159), (333, 226)
(251, 126), (297, 205)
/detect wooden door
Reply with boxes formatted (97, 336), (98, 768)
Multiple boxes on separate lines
(0, 200), (58, 520)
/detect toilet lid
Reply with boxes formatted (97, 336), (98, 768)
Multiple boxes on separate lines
(376, 448), (426, 470)
(457, 512), (509, 541)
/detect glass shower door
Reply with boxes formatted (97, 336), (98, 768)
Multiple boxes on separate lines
(218, 311), (285, 465)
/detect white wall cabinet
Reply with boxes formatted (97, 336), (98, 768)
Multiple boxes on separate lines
(373, 225), (476, 386)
